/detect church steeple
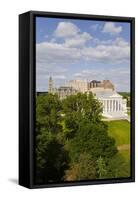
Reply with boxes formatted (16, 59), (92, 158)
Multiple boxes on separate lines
(48, 76), (53, 93)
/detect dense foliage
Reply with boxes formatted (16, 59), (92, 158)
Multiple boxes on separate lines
(35, 92), (129, 184)
(35, 94), (69, 184)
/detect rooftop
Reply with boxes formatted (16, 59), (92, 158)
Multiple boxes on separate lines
(95, 90), (122, 98)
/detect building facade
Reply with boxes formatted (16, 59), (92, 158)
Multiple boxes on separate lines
(95, 91), (127, 118)
(53, 86), (78, 100)
(48, 77), (128, 119)
(68, 80), (88, 93)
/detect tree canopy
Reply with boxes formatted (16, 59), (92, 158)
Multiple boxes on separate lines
(35, 94), (69, 184)
(35, 92), (124, 184)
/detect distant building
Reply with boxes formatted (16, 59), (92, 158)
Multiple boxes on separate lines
(95, 90), (127, 118)
(100, 80), (115, 91)
(89, 80), (101, 89)
(88, 79), (114, 93)
(48, 76), (128, 118)
(68, 80), (88, 93)
(53, 86), (78, 100)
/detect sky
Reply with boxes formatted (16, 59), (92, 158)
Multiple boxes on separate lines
(36, 17), (130, 92)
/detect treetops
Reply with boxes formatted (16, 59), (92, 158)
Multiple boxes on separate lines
(35, 92), (119, 183)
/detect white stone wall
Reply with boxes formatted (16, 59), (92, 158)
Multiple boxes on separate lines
(89, 87), (113, 93)
(122, 99), (127, 113)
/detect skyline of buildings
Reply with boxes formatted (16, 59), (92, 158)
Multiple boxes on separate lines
(37, 75), (129, 93)
(47, 76), (127, 118)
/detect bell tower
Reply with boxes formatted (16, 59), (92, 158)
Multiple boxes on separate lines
(48, 76), (53, 93)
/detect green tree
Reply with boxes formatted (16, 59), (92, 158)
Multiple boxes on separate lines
(96, 156), (107, 178)
(62, 92), (102, 123)
(62, 92), (102, 139)
(35, 94), (69, 184)
(65, 153), (96, 181)
(35, 92), (119, 183)
(107, 152), (130, 178)
(36, 93), (62, 133)
(62, 92), (118, 179)
(68, 120), (117, 163)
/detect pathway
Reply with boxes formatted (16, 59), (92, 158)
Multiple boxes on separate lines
(117, 144), (130, 151)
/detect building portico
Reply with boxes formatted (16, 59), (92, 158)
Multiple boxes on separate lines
(48, 76), (128, 119)
(96, 91), (127, 118)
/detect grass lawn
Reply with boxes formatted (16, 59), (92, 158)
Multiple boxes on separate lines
(119, 149), (130, 160)
(106, 120), (130, 146)
(106, 120), (131, 178)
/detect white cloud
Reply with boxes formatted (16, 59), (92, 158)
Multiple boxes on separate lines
(36, 42), (81, 91)
(82, 37), (130, 62)
(102, 22), (122, 35)
(36, 37), (130, 71)
(73, 66), (130, 92)
(36, 42), (81, 66)
(54, 22), (92, 47)
(64, 32), (92, 47)
(93, 38), (113, 45)
(36, 21), (130, 92)
(113, 37), (129, 47)
(54, 22), (80, 38)
(53, 75), (66, 79)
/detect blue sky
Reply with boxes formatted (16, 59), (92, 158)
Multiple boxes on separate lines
(36, 17), (130, 92)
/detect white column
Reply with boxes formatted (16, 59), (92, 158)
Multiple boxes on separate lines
(120, 99), (122, 111)
(116, 100), (118, 112)
(117, 100), (119, 112)
(105, 99), (107, 113)
(106, 100), (108, 113)
(111, 99), (113, 112)
(113, 100), (115, 112)
(115, 100), (116, 112)
(118, 100), (119, 112)
(119, 100), (121, 111)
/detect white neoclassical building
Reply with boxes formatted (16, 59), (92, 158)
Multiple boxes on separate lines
(48, 77), (128, 119)
(95, 90), (127, 118)
(67, 79), (128, 118)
